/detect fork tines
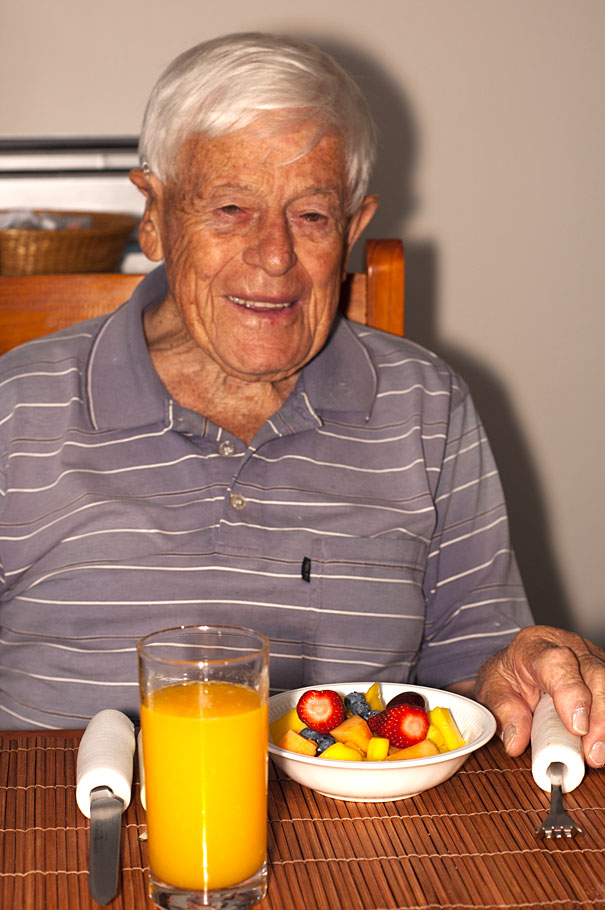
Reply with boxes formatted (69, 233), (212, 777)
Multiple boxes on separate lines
(536, 763), (583, 839)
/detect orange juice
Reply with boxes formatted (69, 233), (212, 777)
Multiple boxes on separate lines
(140, 679), (268, 891)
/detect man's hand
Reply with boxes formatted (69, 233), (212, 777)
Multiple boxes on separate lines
(474, 625), (605, 768)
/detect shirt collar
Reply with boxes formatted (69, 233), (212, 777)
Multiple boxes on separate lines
(301, 315), (377, 419)
(85, 266), (169, 430)
(85, 266), (377, 431)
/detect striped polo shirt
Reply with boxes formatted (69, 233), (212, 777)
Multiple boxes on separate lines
(0, 267), (532, 729)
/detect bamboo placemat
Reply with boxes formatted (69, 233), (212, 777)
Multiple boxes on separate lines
(0, 731), (603, 910)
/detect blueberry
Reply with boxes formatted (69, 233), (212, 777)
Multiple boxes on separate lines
(299, 728), (336, 754)
(315, 733), (337, 754)
(344, 692), (373, 719)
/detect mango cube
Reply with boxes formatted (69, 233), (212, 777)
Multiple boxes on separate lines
(366, 736), (390, 761)
(365, 681), (384, 711)
(429, 706), (466, 751)
(329, 714), (373, 754)
(385, 738), (440, 761)
(270, 707), (305, 744)
(320, 742), (362, 761)
(277, 729), (317, 756)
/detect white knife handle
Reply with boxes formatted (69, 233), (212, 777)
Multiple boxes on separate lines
(137, 729), (146, 810)
(531, 693), (585, 793)
(76, 710), (136, 818)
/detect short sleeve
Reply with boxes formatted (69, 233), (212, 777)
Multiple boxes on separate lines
(412, 389), (534, 687)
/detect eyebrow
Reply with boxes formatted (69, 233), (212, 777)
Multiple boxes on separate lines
(296, 185), (341, 197)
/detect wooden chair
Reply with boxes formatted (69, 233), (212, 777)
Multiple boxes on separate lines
(0, 238), (404, 356)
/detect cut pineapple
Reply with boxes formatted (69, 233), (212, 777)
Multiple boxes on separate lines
(343, 740), (365, 757)
(270, 707), (305, 744)
(426, 722), (446, 752)
(366, 736), (389, 761)
(365, 681), (384, 711)
(320, 742), (362, 761)
(429, 706), (466, 750)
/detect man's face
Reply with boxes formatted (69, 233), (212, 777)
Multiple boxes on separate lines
(134, 120), (377, 384)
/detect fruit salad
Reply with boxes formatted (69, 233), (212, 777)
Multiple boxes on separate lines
(270, 683), (466, 762)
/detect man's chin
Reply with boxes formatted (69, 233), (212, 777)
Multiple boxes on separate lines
(224, 362), (304, 385)
(217, 344), (316, 385)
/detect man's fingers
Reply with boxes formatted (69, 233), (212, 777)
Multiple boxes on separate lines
(531, 641), (591, 733)
(494, 692), (534, 757)
(476, 627), (605, 767)
(577, 646), (605, 767)
(475, 653), (535, 756)
(527, 632), (605, 765)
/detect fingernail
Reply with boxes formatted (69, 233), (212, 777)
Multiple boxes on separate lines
(572, 707), (589, 735)
(501, 724), (516, 752)
(588, 741), (605, 766)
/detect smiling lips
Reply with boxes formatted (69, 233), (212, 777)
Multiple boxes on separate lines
(226, 294), (295, 311)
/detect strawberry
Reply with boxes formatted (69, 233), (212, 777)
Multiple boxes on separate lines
(296, 689), (346, 733)
(368, 711), (385, 735)
(369, 704), (429, 749)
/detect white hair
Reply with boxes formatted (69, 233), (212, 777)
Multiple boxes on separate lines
(138, 32), (376, 212)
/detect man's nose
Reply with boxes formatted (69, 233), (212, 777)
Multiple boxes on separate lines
(243, 213), (297, 275)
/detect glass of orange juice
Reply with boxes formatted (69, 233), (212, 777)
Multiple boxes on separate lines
(137, 624), (269, 909)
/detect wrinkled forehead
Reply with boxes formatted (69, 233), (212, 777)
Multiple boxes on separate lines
(170, 112), (349, 198)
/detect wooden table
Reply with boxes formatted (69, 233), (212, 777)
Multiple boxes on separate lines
(0, 730), (603, 909)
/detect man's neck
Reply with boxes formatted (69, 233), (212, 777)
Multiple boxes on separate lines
(143, 302), (298, 445)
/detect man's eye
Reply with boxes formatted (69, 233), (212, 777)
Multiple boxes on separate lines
(218, 205), (242, 215)
(301, 211), (326, 223)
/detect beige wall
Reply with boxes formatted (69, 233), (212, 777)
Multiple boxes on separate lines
(1, 0), (603, 643)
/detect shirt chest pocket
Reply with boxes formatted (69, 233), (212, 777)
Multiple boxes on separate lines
(302, 537), (428, 684)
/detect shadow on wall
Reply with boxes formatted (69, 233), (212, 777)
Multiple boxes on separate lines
(309, 35), (575, 636)
(404, 244), (576, 637)
(315, 36), (418, 270)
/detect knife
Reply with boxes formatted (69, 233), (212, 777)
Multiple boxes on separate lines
(76, 710), (136, 905)
(137, 729), (146, 810)
(88, 786), (125, 904)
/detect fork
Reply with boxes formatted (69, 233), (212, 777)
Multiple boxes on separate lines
(536, 761), (583, 838)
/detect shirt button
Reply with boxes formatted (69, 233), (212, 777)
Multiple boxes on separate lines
(230, 493), (247, 510)
(218, 440), (236, 456)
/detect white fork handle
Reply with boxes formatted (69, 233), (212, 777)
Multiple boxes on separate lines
(531, 693), (585, 793)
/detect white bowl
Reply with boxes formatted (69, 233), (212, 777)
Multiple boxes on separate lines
(268, 682), (496, 802)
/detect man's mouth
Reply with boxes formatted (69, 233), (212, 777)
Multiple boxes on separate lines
(226, 295), (295, 311)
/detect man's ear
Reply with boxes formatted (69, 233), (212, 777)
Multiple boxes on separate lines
(129, 168), (164, 262)
(343, 194), (379, 275)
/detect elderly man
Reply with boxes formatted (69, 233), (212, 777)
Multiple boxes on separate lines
(0, 33), (602, 767)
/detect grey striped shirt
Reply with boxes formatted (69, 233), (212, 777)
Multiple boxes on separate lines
(0, 267), (532, 729)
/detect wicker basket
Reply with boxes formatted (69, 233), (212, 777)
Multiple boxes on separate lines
(0, 210), (140, 276)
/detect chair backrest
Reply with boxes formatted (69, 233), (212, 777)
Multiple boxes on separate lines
(0, 238), (404, 356)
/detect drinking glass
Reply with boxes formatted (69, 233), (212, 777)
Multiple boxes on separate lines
(137, 624), (269, 909)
